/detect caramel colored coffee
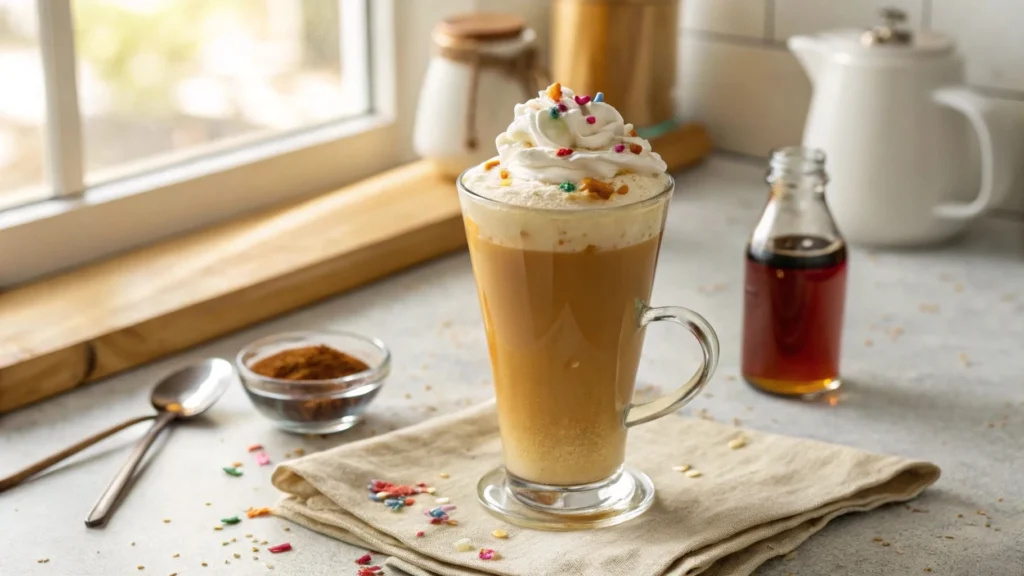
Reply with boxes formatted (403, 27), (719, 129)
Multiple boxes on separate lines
(465, 219), (662, 486)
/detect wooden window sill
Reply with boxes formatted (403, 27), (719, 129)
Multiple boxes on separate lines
(0, 124), (711, 413)
(0, 161), (466, 413)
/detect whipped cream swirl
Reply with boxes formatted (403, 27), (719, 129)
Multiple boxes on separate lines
(495, 85), (668, 184)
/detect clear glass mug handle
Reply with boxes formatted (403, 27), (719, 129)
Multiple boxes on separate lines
(624, 304), (720, 427)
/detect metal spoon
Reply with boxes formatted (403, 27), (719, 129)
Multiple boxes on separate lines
(0, 359), (235, 524)
(83, 358), (236, 527)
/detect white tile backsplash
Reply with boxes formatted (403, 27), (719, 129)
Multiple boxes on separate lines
(932, 0), (1024, 92)
(678, 37), (810, 157)
(773, 0), (924, 40)
(682, 0), (766, 39)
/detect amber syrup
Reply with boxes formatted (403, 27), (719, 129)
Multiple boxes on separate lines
(741, 234), (847, 396)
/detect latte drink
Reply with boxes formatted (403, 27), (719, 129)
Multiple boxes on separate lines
(463, 83), (718, 528)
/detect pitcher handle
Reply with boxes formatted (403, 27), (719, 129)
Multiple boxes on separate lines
(624, 304), (720, 428)
(932, 86), (1021, 220)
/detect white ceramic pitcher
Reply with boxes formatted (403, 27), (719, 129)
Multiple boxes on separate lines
(789, 8), (1024, 246)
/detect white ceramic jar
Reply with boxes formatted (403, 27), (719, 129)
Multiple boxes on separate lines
(414, 14), (543, 178)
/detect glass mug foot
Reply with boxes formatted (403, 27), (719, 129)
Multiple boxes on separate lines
(477, 466), (655, 531)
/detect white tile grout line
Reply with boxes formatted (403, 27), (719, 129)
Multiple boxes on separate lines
(971, 85), (1024, 102)
(679, 29), (789, 51)
(991, 209), (1024, 222)
(676, 30), (1024, 101)
(763, 0), (775, 42)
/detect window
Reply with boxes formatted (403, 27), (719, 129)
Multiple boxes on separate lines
(0, 1), (49, 210)
(73, 0), (369, 182)
(0, 0), (397, 286)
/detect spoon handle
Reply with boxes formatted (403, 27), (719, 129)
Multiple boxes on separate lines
(85, 411), (177, 528)
(0, 414), (156, 493)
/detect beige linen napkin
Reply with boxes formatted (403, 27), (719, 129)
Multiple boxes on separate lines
(272, 402), (939, 576)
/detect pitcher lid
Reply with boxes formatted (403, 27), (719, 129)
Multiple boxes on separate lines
(813, 8), (955, 59)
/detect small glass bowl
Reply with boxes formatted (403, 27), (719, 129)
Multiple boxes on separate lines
(236, 331), (390, 434)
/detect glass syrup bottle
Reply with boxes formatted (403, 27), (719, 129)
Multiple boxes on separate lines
(741, 147), (848, 398)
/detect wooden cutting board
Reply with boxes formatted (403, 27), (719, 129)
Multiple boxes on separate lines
(651, 122), (713, 174)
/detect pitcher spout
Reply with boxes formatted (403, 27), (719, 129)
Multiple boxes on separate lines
(788, 35), (825, 86)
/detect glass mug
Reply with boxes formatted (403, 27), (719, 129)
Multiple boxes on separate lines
(459, 173), (720, 530)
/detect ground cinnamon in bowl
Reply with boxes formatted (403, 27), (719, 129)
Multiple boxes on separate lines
(250, 345), (369, 381)
(236, 332), (390, 434)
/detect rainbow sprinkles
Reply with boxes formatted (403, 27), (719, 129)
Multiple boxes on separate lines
(477, 82), (668, 201)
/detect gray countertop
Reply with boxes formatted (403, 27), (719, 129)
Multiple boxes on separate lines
(2, 156), (1023, 576)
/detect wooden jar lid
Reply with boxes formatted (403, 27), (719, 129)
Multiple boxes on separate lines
(435, 13), (526, 43)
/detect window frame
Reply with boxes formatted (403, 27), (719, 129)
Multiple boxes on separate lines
(0, 0), (398, 286)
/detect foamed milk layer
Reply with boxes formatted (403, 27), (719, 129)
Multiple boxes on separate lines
(461, 83), (672, 252)
(462, 166), (671, 252)
(464, 163), (670, 210)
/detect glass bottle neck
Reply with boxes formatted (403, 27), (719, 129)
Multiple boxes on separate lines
(766, 146), (828, 198)
(749, 147), (844, 259)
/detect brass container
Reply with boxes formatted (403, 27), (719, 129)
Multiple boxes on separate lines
(551, 0), (678, 129)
